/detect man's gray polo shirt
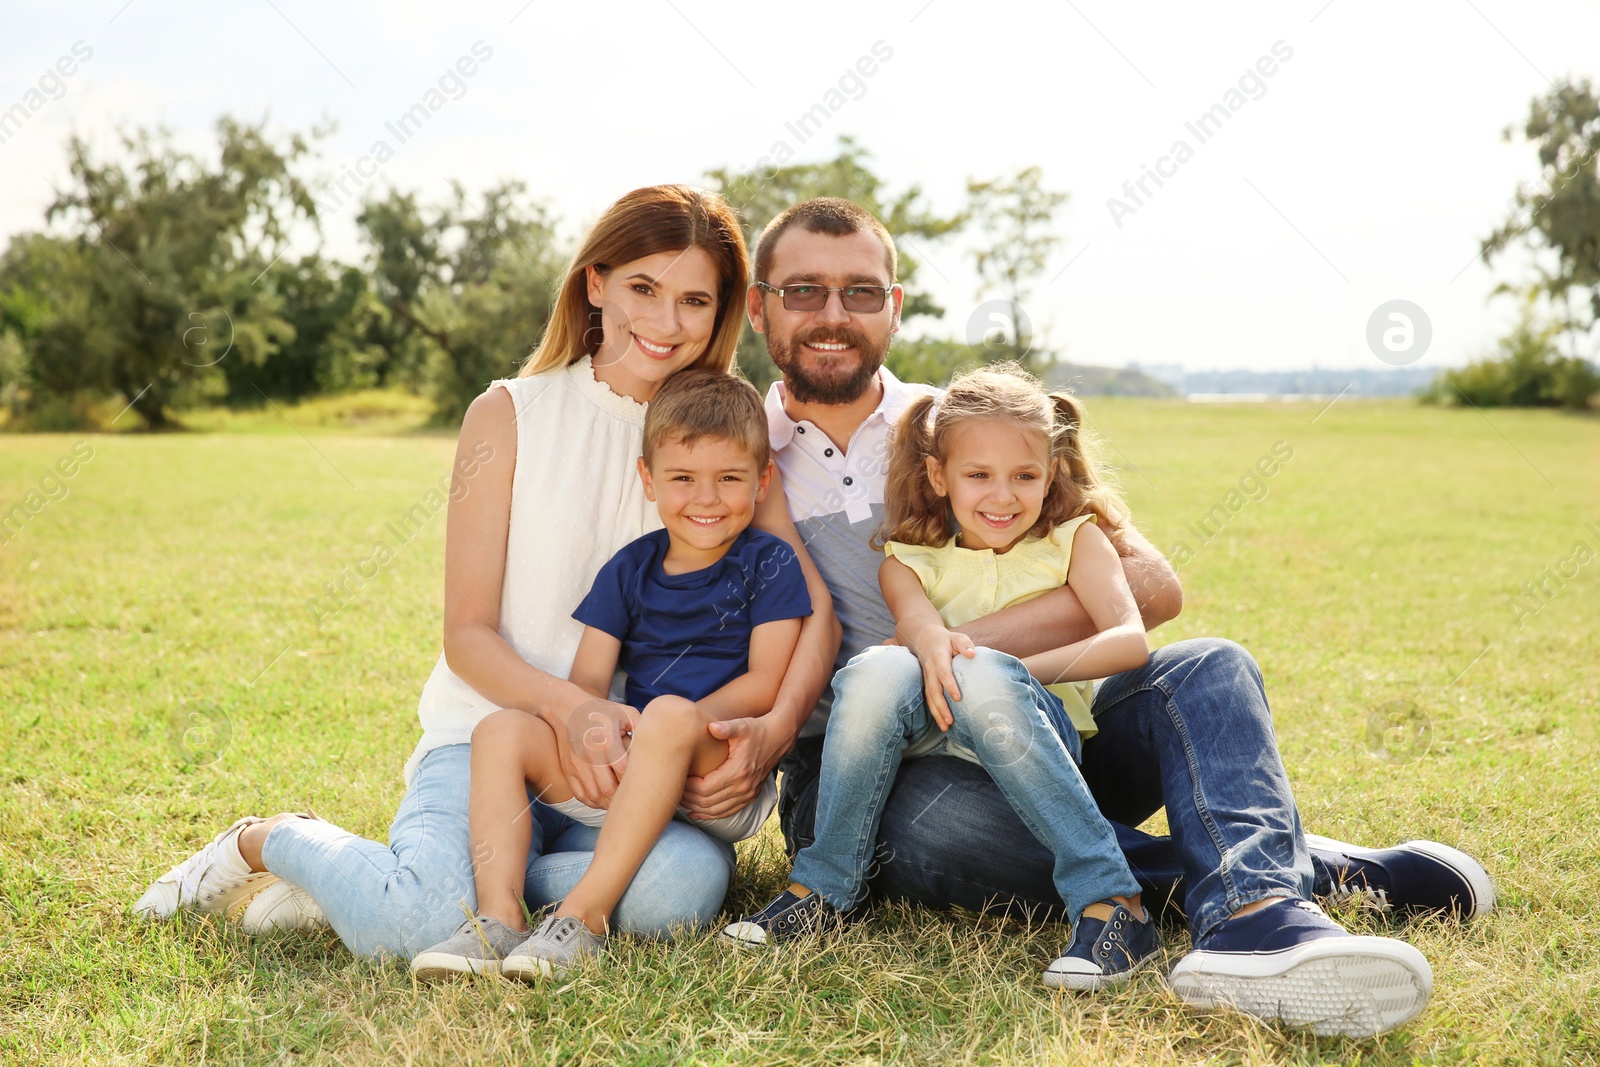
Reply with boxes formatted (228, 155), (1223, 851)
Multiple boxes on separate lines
(764, 367), (940, 737)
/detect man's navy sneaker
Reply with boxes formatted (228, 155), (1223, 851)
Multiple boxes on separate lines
(721, 887), (848, 947)
(1168, 898), (1432, 1038)
(1042, 903), (1161, 991)
(1307, 834), (1495, 920)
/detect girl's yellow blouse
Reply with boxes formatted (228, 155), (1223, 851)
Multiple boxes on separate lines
(885, 514), (1100, 737)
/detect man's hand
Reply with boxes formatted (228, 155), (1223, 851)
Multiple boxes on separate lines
(545, 699), (638, 809)
(681, 714), (792, 821)
(908, 626), (976, 731)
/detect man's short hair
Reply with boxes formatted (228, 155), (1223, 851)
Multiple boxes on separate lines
(643, 370), (771, 470)
(753, 197), (897, 285)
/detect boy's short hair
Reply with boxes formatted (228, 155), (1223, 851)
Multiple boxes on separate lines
(643, 370), (771, 470)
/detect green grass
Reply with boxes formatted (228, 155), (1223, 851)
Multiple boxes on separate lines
(1, 398), (1596, 1065)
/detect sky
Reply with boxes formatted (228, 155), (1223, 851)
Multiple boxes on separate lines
(2, 0), (1597, 373)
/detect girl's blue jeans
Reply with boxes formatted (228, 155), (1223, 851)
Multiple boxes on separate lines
(788, 645), (1141, 921)
(260, 743), (735, 959)
(780, 638), (1313, 941)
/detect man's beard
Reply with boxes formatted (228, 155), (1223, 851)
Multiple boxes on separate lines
(766, 325), (889, 405)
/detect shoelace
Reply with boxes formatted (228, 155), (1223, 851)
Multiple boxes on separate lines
(1326, 881), (1391, 908)
(172, 838), (235, 904)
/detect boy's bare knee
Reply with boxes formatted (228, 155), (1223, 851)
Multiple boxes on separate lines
(638, 695), (704, 736)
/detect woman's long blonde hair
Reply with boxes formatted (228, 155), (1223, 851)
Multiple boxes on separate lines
(519, 185), (748, 378)
(878, 362), (1127, 548)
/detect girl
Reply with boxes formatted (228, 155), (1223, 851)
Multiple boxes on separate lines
(134, 185), (836, 961)
(725, 363), (1159, 990)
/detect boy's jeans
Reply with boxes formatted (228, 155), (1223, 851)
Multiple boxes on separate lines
(261, 743), (736, 959)
(789, 645), (1140, 921)
(780, 638), (1312, 941)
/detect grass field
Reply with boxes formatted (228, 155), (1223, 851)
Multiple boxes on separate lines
(1, 396), (1597, 1065)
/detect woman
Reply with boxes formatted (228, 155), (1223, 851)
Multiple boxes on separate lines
(134, 184), (838, 958)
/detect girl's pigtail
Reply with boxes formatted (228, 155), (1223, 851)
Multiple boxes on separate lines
(876, 395), (950, 548)
(1044, 391), (1127, 531)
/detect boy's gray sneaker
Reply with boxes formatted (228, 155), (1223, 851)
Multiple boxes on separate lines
(502, 915), (606, 980)
(411, 916), (527, 980)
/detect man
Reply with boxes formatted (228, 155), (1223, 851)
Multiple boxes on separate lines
(715, 196), (1494, 1038)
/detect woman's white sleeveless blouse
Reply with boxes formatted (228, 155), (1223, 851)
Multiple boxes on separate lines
(404, 357), (663, 783)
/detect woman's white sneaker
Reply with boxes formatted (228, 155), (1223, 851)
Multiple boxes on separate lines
(238, 880), (329, 934)
(133, 817), (279, 920)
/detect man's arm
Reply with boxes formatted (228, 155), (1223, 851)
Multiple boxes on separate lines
(956, 519), (1182, 658)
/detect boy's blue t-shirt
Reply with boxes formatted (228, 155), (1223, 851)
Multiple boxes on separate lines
(572, 527), (813, 709)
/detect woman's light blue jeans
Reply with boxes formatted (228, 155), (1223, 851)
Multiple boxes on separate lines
(789, 645), (1140, 921)
(260, 743), (736, 959)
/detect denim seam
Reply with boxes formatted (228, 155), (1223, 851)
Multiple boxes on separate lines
(1157, 681), (1243, 926)
(834, 682), (927, 908)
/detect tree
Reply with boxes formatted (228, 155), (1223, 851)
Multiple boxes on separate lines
(38, 116), (320, 428)
(357, 180), (565, 423)
(220, 254), (388, 403)
(964, 166), (1069, 373)
(0, 233), (103, 425)
(707, 136), (965, 393)
(1422, 292), (1599, 408)
(1482, 78), (1600, 361)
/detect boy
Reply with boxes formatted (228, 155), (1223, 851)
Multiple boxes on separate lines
(412, 370), (811, 980)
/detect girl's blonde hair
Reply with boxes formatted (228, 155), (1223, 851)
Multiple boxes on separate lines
(879, 362), (1126, 548)
(519, 185), (748, 378)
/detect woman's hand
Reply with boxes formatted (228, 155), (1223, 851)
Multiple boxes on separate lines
(907, 626), (976, 731)
(680, 714), (791, 820)
(543, 697), (639, 809)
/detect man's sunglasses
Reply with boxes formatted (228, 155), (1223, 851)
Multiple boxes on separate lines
(755, 280), (891, 314)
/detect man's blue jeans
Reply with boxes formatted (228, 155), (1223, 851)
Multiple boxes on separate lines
(789, 646), (1140, 920)
(262, 743), (736, 959)
(778, 638), (1312, 941)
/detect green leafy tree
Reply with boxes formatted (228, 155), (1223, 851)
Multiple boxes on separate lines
(707, 136), (964, 392)
(882, 336), (983, 388)
(0, 233), (103, 424)
(357, 180), (564, 423)
(1482, 78), (1600, 360)
(964, 166), (1069, 373)
(1422, 293), (1599, 408)
(221, 254), (389, 402)
(38, 117), (320, 428)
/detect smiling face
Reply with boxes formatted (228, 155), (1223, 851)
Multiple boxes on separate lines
(926, 417), (1054, 553)
(748, 227), (903, 405)
(638, 434), (773, 569)
(587, 247), (720, 401)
